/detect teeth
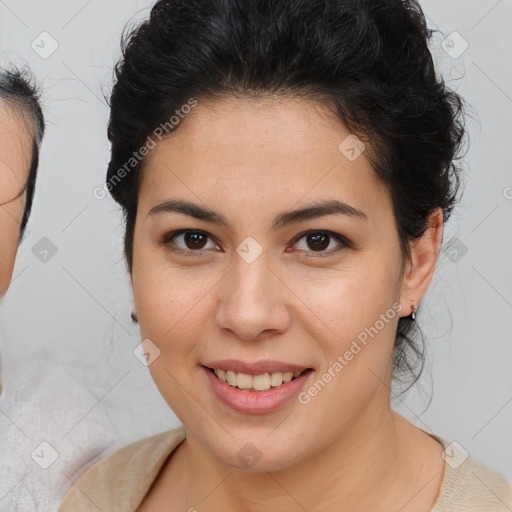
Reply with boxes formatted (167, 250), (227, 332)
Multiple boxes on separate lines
(270, 372), (283, 387)
(251, 374), (269, 391)
(226, 370), (236, 386)
(237, 372), (253, 389)
(213, 368), (306, 391)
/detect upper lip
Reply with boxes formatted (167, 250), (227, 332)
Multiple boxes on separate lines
(202, 359), (313, 376)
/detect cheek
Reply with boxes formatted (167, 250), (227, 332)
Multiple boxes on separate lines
(133, 242), (402, 339)
(297, 256), (401, 331)
(132, 265), (205, 409)
(132, 251), (212, 351)
(297, 257), (402, 396)
(0, 198), (24, 296)
(300, 275), (400, 421)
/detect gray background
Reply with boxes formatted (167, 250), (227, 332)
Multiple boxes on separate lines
(0, 0), (511, 481)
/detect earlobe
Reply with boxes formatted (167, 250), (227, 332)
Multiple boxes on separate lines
(399, 207), (443, 317)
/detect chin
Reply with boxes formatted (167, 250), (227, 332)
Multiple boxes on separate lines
(207, 432), (305, 472)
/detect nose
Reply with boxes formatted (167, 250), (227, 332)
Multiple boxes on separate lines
(215, 252), (291, 341)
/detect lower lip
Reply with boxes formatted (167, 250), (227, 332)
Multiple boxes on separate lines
(201, 366), (314, 414)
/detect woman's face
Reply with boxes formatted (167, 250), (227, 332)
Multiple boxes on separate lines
(0, 104), (32, 297)
(131, 96), (415, 469)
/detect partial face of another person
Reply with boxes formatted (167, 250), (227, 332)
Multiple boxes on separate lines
(0, 103), (33, 297)
(130, 96), (438, 470)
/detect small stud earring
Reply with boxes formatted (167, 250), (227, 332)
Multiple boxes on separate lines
(411, 304), (418, 321)
(131, 311), (139, 324)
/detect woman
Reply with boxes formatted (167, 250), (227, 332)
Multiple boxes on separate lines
(59, 0), (512, 510)
(0, 66), (44, 391)
(0, 67), (43, 298)
(0, 67), (116, 511)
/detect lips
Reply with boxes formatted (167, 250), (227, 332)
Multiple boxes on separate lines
(202, 359), (313, 376)
(202, 365), (314, 414)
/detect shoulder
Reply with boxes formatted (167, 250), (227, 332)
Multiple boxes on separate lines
(58, 425), (187, 512)
(0, 350), (119, 511)
(429, 433), (512, 511)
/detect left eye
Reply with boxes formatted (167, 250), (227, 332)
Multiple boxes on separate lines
(161, 229), (350, 257)
(291, 230), (350, 256)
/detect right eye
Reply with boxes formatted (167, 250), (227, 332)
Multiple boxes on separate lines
(160, 229), (221, 257)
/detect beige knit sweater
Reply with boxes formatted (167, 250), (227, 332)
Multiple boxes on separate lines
(58, 425), (512, 512)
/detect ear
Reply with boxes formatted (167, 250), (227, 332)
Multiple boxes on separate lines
(399, 207), (443, 317)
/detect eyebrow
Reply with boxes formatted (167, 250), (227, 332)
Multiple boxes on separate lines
(148, 198), (367, 230)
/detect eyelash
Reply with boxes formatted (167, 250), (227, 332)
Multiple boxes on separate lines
(160, 229), (351, 258)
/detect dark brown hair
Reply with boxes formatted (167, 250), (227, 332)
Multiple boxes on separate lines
(105, 0), (468, 388)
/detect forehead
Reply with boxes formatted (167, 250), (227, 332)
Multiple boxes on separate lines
(0, 102), (33, 190)
(138, 96), (390, 221)
(146, 95), (358, 169)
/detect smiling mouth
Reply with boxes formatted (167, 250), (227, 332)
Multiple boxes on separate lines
(203, 366), (314, 392)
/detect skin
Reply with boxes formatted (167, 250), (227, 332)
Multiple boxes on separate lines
(132, 95), (445, 512)
(0, 103), (33, 298)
